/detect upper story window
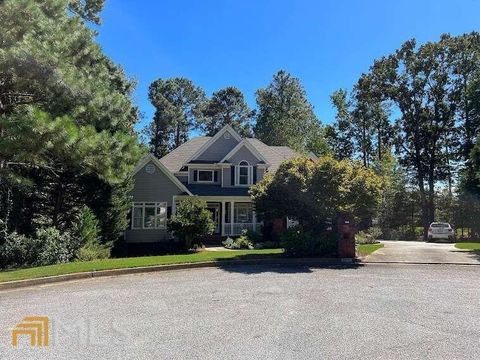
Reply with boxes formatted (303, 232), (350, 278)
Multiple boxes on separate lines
(235, 160), (252, 186)
(198, 170), (214, 183)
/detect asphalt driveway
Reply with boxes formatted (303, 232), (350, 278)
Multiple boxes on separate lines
(364, 240), (480, 264)
(1, 264), (479, 359)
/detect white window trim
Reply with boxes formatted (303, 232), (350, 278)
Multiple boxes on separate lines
(235, 161), (253, 187)
(234, 202), (253, 223)
(131, 202), (167, 230)
(197, 170), (215, 183)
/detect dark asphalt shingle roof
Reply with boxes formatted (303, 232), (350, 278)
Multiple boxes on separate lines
(159, 137), (210, 172)
(185, 184), (250, 196)
(158, 135), (304, 174)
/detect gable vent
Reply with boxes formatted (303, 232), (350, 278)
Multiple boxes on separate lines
(145, 164), (156, 174)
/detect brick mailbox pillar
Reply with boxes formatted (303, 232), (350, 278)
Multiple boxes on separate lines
(337, 213), (356, 259)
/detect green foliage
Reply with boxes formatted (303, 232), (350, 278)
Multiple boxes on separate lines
(199, 86), (253, 136)
(0, 0), (141, 243)
(71, 206), (110, 261)
(254, 70), (327, 155)
(0, 232), (42, 268)
(281, 226), (337, 257)
(145, 77), (206, 156)
(222, 229), (259, 249)
(251, 156), (384, 230)
(355, 227), (382, 244)
(68, 0), (105, 24)
(167, 198), (215, 249)
(36, 227), (75, 266)
(222, 236), (253, 250)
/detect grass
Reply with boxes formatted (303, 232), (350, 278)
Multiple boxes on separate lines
(454, 242), (480, 251)
(357, 243), (384, 256)
(0, 249), (284, 283)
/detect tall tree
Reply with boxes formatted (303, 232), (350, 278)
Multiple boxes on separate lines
(367, 39), (457, 238)
(0, 0), (141, 242)
(199, 86), (253, 136)
(146, 78), (206, 155)
(328, 85), (392, 166)
(254, 70), (324, 153)
(326, 89), (355, 160)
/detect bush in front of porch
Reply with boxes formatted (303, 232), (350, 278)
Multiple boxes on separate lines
(167, 198), (215, 250)
(251, 157), (383, 257)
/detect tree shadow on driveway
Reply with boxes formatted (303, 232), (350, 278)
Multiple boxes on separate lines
(449, 249), (480, 263)
(216, 260), (363, 275)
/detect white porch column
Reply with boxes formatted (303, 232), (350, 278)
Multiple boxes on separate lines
(252, 206), (257, 233)
(221, 201), (226, 236)
(230, 201), (235, 236)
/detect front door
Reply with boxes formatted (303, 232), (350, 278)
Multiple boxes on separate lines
(206, 203), (221, 234)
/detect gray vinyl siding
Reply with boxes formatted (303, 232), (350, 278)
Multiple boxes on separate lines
(127, 160), (185, 243)
(188, 168), (220, 185)
(131, 161), (184, 205)
(195, 130), (239, 161)
(227, 145), (262, 165)
(222, 167), (231, 187)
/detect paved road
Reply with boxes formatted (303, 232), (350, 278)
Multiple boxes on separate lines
(364, 240), (480, 264)
(1, 264), (479, 359)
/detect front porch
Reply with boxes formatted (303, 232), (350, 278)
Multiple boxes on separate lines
(173, 196), (260, 237)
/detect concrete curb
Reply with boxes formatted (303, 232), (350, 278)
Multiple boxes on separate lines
(0, 257), (356, 291)
(361, 260), (480, 266)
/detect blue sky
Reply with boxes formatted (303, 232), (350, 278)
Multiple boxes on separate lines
(96, 0), (480, 131)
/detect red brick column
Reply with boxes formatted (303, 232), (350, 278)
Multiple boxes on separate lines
(337, 213), (356, 258)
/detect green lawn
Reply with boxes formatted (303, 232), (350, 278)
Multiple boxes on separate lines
(454, 242), (480, 251)
(357, 243), (384, 256)
(0, 249), (284, 283)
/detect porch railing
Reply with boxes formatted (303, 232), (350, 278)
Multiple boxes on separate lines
(223, 223), (261, 236)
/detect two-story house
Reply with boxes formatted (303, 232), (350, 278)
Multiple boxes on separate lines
(125, 124), (307, 244)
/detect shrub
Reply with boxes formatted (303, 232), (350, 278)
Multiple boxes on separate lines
(222, 234), (254, 249)
(356, 226), (383, 244)
(167, 198), (215, 250)
(281, 226), (337, 257)
(76, 245), (110, 261)
(254, 240), (281, 249)
(72, 206), (110, 261)
(0, 232), (42, 268)
(368, 226), (382, 240)
(36, 227), (76, 265)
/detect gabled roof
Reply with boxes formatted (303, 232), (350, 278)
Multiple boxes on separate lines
(245, 138), (303, 172)
(155, 126), (305, 174)
(183, 125), (242, 164)
(219, 139), (269, 164)
(159, 137), (210, 172)
(135, 153), (193, 195)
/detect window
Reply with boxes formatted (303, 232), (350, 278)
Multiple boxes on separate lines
(234, 203), (253, 223)
(131, 202), (167, 229)
(198, 170), (214, 182)
(235, 161), (252, 186)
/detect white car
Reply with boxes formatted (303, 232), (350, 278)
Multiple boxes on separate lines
(428, 222), (455, 241)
